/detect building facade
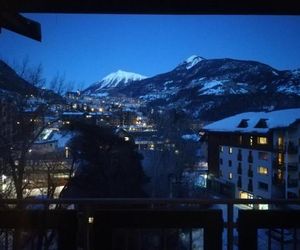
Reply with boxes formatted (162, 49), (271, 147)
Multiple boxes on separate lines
(203, 109), (300, 201)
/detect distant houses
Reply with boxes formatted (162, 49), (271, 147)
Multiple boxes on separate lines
(202, 108), (300, 205)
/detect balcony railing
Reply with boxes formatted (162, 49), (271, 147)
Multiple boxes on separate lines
(274, 144), (285, 152)
(287, 142), (298, 155)
(248, 169), (253, 177)
(274, 143), (298, 154)
(237, 167), (242, 175)
(248, 155), (253, 163)
(237, 153), (242, 161)
(288, 163), (298, 172)
(288, 179), (298, 188)
(1, 199), (300, 250)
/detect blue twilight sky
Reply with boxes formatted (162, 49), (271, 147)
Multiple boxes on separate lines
(0, 14), (300, 90)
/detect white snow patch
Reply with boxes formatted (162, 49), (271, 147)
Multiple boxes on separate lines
(200, 80), (224, 91)
(139, 93), (166, 101)
(51, 132), (73, 148)
(180, 55), (205, 70)
(163, 80), (173, 86)
(91, 92), (109, 97)
(277, 85), (300, 95)
(260, 85), (267, 90)
(182, 134), (200, 141)
(198, 80), (225, 95)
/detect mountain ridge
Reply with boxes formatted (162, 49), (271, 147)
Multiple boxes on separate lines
(83, 56), (300, 120)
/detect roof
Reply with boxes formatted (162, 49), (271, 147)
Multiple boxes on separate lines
(203, 108), (300, 133)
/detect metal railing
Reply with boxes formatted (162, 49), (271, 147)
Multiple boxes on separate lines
(0, 198), (300, 250)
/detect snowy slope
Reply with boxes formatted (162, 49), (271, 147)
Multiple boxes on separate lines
(82, 56), (300, 120)
(84, 70), (147, 94)
(178, 55), (206, 70)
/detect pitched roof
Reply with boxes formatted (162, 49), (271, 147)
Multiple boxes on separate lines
(203, 108), (300, 133)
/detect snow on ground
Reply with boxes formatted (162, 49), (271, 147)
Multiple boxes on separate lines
(184, 55), (205, 70)
(198, 80), (225, 95)
(181, 134), (200, 141)
(91, 92), (109, 97)
(277, 85), (300, 95)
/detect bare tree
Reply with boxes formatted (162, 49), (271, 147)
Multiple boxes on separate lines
(49, 72), (67, 95)
(12, 56), (46, 89)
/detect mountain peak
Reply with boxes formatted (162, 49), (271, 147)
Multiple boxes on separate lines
(84, 70), (147, 94)
(101, 70), (147, 86)
(180, 55), (206, 70)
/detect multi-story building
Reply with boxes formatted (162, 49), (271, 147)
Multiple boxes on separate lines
(202, 108), (300, 201)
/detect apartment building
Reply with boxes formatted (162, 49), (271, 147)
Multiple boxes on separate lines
(202, 109), (300, 201)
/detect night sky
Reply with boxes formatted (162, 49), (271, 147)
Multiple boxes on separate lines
(1, 14), (300, 90)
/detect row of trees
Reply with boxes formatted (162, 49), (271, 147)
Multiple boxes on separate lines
(5, 56), (83, 94)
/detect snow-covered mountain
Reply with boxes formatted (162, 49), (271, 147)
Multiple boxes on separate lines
(84, 56), (300, 120)
(84, 70), (147, 95)
(177, 55), (206, 70)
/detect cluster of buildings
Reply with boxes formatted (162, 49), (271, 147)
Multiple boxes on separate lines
(0, 90), (72, 198)
(202, 108), (300, 205)
(6, 88), (299, 203)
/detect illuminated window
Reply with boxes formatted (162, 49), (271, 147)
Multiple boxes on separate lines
(257, 137), (268, 145)
(278, 136), (284, 146)
(228, 147), (233, 154)
(124, 136), (130, 141)
(257, 166), (268, 175)
(220, 146), (224, 152)
(229, 172), (233, 180)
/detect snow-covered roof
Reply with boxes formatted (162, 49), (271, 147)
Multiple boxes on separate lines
(51, 132), (73, 148)
(203, 108), (300, 133)
(182, 134), (200, 141)
(36, 128), (73, 148)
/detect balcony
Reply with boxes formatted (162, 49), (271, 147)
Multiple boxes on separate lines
(287, 142), (298, 155)
(274, 144), (285, 152)
(273, 160), (285, 170)
(1, 199), (300, 250)
(273, 176), (285, 187)
(288, 179), (298, 188)
(237, 166), (242, 175)
(248, 155), (253, 163)
(237, 153), (242, 161)
(248, 169), (253, 177)
(288, 163), (298, 172)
